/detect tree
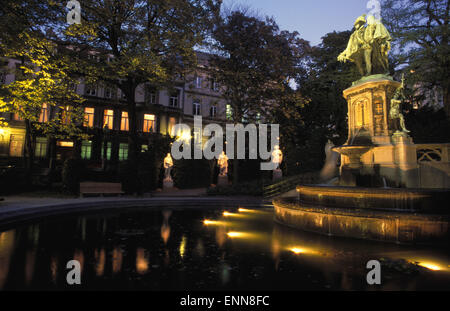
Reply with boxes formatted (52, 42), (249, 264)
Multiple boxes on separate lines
(59, 0), (221, 192)
(209, 10), (308, 183)
(381, 0), (450, 118)
(281, 31), (361, 175)
(0, 1), (86, 182)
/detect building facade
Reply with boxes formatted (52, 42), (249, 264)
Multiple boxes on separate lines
(0, 51), (228, 172)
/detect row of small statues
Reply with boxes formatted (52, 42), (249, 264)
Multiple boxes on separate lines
(162, 146), (284, 182)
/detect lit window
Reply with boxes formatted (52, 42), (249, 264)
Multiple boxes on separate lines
(143, 114), (156, 133)
(12, 113), (23, 121)
(193, 102), (201, 116)
(9, 135), (24, 157)
(83, 107), (95, 127)
(120, 111), (129, 131)
(226, 104), (233, 120)
(141, 145), (148, 153)
(61, 106), (71, 125)
(210, 106), (217, 118)
(119, 143), (128, 161)
(35, 137), (47, 158)
(81, 141), (92, 160)
(103, 109), (114, 130)
(168, 117), (177, 137)
(101, 142), (112, 160)
(169, 91), (179, 107)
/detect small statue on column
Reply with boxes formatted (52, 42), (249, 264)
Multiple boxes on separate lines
(217, 151), (229, 185)
(272, 145), (283, 181)
(163, 153), (174, 183)
(389, 74), (410, 135)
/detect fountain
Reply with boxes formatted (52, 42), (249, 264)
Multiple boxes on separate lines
(273, 15), (450, 245)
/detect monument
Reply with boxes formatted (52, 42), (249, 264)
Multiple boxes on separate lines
(272, 145), (283, 181)
(272, 13), (449, 245)
(334, 14), (433, 188)
(163, 153), (174, 189)
(217, 151), (229, 186)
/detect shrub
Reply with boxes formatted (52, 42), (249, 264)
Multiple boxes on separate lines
(62, 158), (81, 195)
(172, 158), (212, 189)
(207, 180), (263, 196)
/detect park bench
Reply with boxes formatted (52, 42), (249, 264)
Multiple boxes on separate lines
(80, 182), (124, 198)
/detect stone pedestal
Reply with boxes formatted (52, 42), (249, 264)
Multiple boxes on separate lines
(273, 169), (283, 182)
(163, 179), (174, 189)
(218, 175), (228, 186)
(335, 77), (420, 188)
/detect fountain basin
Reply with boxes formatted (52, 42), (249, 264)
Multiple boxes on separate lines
(273, 196), (449, 245)
(296, 185), (450, 214)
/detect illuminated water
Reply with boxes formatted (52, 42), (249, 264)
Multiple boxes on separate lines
(0, 206), (449, 291)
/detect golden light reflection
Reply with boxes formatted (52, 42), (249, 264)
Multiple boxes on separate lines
(179, 236), (187, 258)
(112, 247), (123, 274)
(288, 246), (317, 255)
(226, 231), (256, 239)
(204, 220), (226, 226)
(223, 212), (245, 218)
(95, 248), (105, 277)
(417, 262), (443, 271)
(136, 248), (149, 275)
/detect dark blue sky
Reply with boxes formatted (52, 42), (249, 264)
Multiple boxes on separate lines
(222, 0), (370, 46)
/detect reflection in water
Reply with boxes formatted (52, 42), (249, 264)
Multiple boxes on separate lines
(95, 248), (106, 277)
(179, 236), (187, 259)
(0, 230), (15, 290)
(25, 250), (36, 286)
(112, 247), (123, 275)
(136, 248), (149, 275)
(161, 210), (172, 245)
(50, 255), (58, 284)
(0, 207), (448, 290)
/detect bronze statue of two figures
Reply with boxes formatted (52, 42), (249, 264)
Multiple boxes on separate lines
(338, 14), (391, 77)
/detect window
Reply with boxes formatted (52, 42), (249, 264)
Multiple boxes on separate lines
(148, 90), (157, 105)
(120, 111), (129, 131)
(85, 85), (97, 96)
(193, 102), (201, 116)
(226, 104), (233, 120)
(169, 91), (179, 108)
(119, 143), (128, 161)
(168, 117), (177, 137)
(35, 137), (48, 158)
(61, 106), (71, 125)
(9, 135), (24, 157)
(103, 109), (114, 130)
(210, 106), (217, 118)
(81, 141), (92, 160)
(101, 142), (112, 160)
(195, 76), (203, 88)
(83, 107), (95, 127)
(12, 113), (23, 121)
(104, 87), (113, 99)
(143, 114), (156, 133)
(141, 145), (148, 153)
(211, 79), (219, 92)
(88, 54), (99, 62)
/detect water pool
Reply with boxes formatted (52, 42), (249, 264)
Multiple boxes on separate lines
(0, 206), (449, 290)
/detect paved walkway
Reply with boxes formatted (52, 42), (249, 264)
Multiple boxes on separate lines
(0, 193), (271, 227)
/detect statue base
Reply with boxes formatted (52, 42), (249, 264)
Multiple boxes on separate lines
(163, 179), (174, 189)
(218, 175), (228, 186)
(273, 169), (283, 182)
